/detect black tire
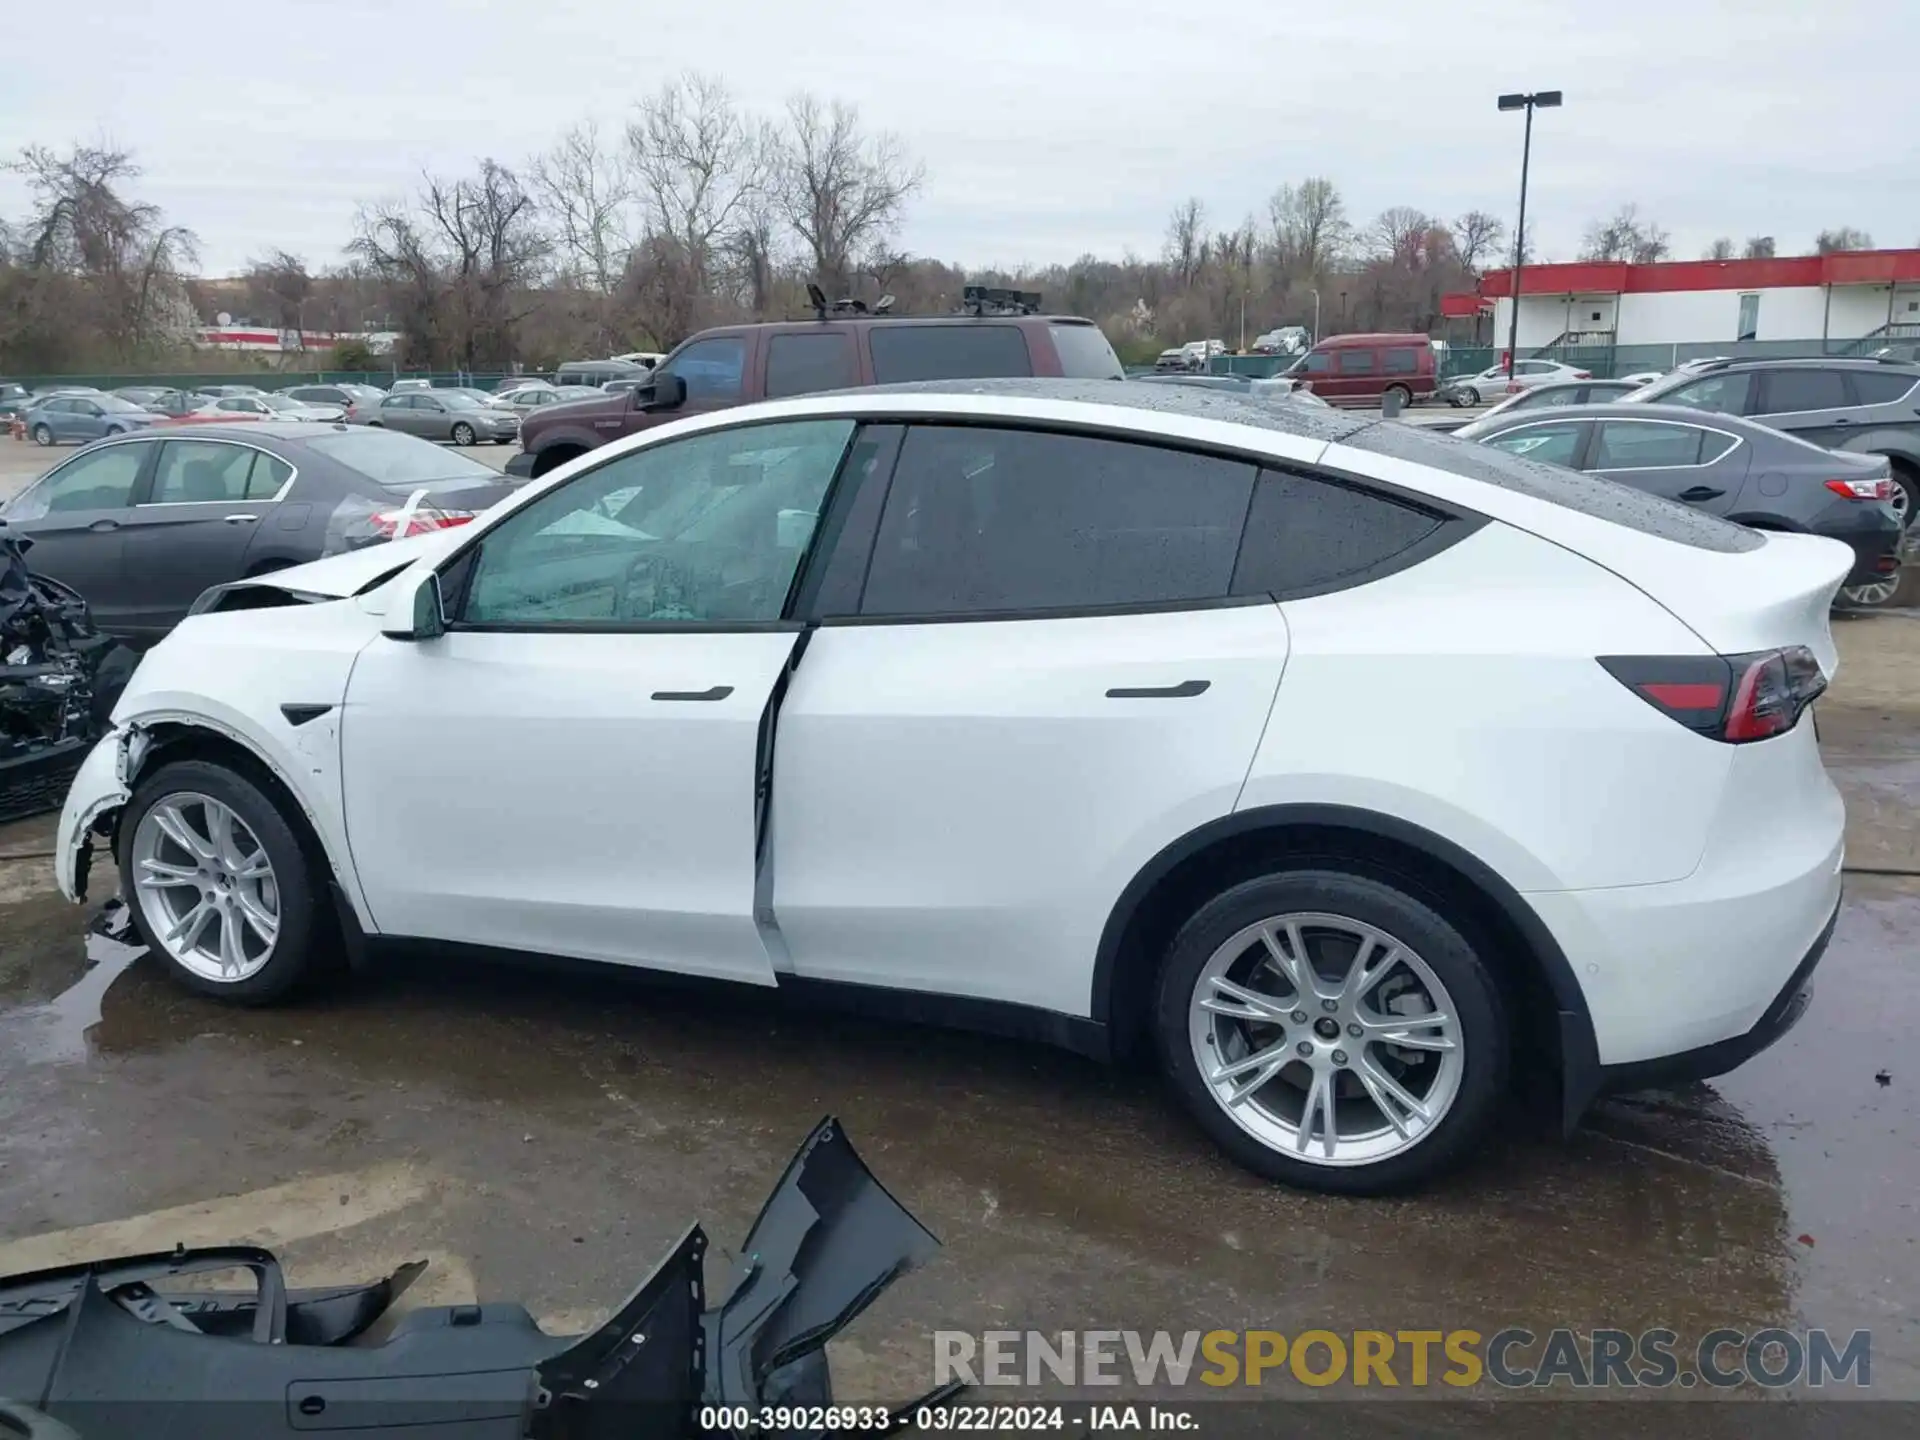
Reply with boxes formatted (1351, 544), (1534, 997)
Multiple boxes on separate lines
(116, 758), (328, 1005)
(450, 422), (476, 447)
(32, 424), (53, 446)
(1154, 869), (1509, 1195)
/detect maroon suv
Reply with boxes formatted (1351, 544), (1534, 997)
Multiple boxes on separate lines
(506, 310), (1125, 478)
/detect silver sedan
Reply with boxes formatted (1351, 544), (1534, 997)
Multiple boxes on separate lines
(368, 391), (521, 445)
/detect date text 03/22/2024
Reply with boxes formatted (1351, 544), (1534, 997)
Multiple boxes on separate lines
(913, 1405), (1194, 1431)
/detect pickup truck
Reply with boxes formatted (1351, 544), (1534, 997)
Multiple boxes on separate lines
(506, 312), (1125, 479)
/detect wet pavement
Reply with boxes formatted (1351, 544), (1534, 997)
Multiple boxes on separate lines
(1, 623), (1916, 1417)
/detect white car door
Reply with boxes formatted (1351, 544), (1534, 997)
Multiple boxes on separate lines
(767, 422), (1299, 1019)
(339, 416), (858, 983)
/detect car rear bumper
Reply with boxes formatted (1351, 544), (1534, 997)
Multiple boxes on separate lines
(1808, 500), (1902, 585)
(1595, 893), (1838, 1093)
(1527, 714), (1845, 1071)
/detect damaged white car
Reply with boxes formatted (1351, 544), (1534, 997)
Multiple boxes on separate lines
(55, 380), (1851, 1194)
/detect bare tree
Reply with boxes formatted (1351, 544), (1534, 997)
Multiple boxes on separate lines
(1368, 207), (1437, 266)
(772, 94), (922, 298)
(1268, 177), (1348, 280)
(1703, 237), (1735, 261)
(1815, 226), (1874, 254)
(532, 121), (634, 294)
(243, 249), (314, 339)
(1579, 204), (1670, 263)
(1742, 235), (1777, 259)
(1450, 210), (1506, 273)
(1164, 198), (1207, 288)
(628, 75), (766, 292)
(5, 142), (199, 361)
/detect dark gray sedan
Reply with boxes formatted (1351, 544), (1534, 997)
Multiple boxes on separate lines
(1457, 401), (1904, 604)
(0, 423), (516, 642)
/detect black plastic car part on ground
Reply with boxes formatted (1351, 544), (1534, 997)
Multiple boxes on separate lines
(0, 1118), (957, 1440)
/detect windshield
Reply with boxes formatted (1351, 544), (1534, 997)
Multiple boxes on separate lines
(305, 427), (498, 486)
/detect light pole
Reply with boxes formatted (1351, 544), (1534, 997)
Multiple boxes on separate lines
(1307, 286), (1321, 344)
(1497, 89), (1561, 378)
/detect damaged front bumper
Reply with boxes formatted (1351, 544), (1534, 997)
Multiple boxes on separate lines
(53, 724), (146, 905)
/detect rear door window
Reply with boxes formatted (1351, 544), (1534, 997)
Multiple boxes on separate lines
(1335, 349), (1377, 374)
(858, 425), (1255, 616)
(1382, 348), (1419, 374)
(868, 325), (1032, 384)
(1756, 368), (1849, 414)
(1659, 371), (1752, 415)
(765, 332), (858, 398)
(1231, 471), (1447, 596)
(1481, 421), (1587, 468)
(1593, 421), (1707, 469)
(1047, 322), (1126, 379)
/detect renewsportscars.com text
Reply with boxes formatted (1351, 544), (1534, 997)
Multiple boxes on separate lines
(933, 1327), (1872, 1390)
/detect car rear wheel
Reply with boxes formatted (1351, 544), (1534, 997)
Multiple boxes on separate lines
(1887, 461), (1916, 532)
(31, 424), (53, 446)
(450, 422), (476, 447)
(1383, 383), (1413, 409)
(1156, 869), (1508, 1194)
(118, 759), (325, 1004)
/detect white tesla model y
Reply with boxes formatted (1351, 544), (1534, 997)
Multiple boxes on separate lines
(54, 380), (1849, 1193)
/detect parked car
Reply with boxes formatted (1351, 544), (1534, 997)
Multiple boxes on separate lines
(1444, 359), (1593, 408)
(197, 385), (266, 398)
(1421, 378), (1640, 434)
(389, 379), (435, 393)
(172, 393), (344, 424)
(52, 380), (1851, 1195)
(0, 381), (33, 420)
(553, 358), (655, 389)
(1622, 357), (1920, 530)
(508, 311), (1126, 479)
(369, 390), (520, 445)
(0, 424), (517, 642)
(1283, 333), (1440, 408)
(112, 386), (178, 407)
(1458, 401), (1902, 605)
(1153, 349), (1188, 372)
(1132, 373), (1329, 407)
(282, 383), (386, 412)
(496, 385), (601, 415)
(134, 390), (212, 418)
(608, 351), (666, 369)
(23, 394), (159, 445)
(1251, 328), (1309, 357)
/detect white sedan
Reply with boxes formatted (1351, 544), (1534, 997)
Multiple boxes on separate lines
(1447, 359), (1593, 406)
(53, 380), (1850, 1194)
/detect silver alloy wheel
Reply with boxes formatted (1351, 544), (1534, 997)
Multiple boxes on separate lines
(451, 422), (476, 446)
(1891, 477), (1913, 532)
(1187, 913), (1465, 1167)
(1841, 577), (1902, 608)
(130, 792), (280, 983)
(1460, 386), (1480, 406)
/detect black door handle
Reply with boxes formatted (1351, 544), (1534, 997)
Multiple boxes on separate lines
(1106, 680), (1211, 699)
(1677, 486), (1725, 502)
(651, 685), (734, 702)
(1830, 418), (1853, 427)
(88, 518), (120, 531)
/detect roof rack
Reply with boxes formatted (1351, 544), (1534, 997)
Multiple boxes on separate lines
(960, 285), (1042, 317)
(805, 283), (896, 320)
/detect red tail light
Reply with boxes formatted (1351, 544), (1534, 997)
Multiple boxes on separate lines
(368, 507), (474, 539)
(1572, 371), (1592, 379)
(1599, 648), (1827, 743)
(1825, 477), (1893, 501)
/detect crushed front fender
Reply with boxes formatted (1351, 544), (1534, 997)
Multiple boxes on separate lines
(53, 727), (137, 905)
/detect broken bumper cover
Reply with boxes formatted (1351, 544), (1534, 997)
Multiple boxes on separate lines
(53, 729), (133, 905)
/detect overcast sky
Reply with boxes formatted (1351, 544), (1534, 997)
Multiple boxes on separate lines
(2, 0), (1914, 278)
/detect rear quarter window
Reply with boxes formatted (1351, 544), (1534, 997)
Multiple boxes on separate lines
(1047, 322), (1126, 380)
(1232, 471), (1450, 596)
(1343, 421), (1764, 553)
(869, 325), (1032, 384)
(1849, 370), (1920, 405)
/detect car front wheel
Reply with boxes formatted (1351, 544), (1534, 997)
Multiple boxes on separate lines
(1156, 869), (1508, 1194)
(117, 759), (325, 1004)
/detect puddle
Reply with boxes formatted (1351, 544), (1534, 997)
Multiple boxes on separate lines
(0, 898), (147, 1064)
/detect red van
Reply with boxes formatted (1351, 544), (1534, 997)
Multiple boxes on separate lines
(1285, 332), (1437, 407)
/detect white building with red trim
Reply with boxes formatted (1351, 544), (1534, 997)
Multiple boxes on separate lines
(193, 325), (398, 355)
(1442, 249), (1920, 352)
